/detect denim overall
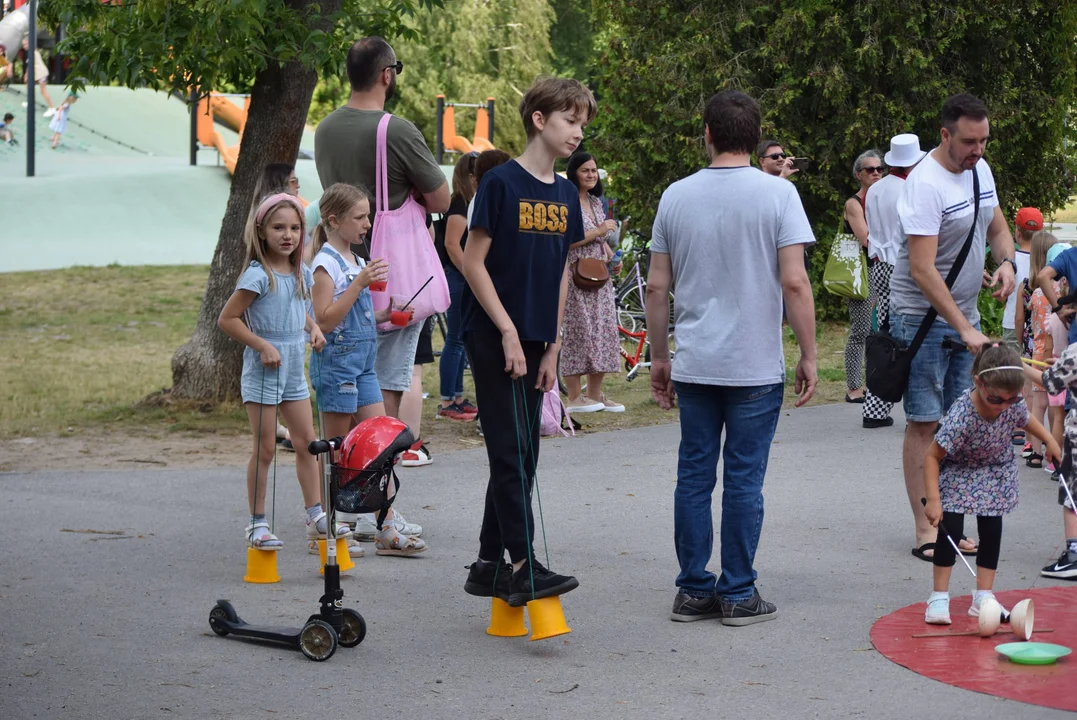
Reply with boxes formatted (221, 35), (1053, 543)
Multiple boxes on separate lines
(310, 246), (381, 413)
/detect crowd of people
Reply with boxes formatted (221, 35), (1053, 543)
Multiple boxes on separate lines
(218, 33), (1077, 623)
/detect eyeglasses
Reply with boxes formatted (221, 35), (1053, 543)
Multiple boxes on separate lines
(861, 166), (885, 174)
(467, 151), (478, 171)
(762, 153), (787, 161)
(384, 60), (403, 74)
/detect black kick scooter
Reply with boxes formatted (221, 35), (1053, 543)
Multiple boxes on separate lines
(208, 437), (366, 661)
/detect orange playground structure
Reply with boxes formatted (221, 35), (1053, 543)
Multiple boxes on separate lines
(194, 93), (249, 174)
(435, 95), (496, 164)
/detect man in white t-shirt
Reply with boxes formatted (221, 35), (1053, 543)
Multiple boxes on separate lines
(890, 93), (1016, 563)
(861, 133), (927, 428)
(646, 90), (817, 625)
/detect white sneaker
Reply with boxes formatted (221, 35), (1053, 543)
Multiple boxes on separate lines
(968, 591), (1008, 618)
(600, 395), (625, 413)
(925, 594), (951, 625)
(354, 512), (423, 541)
(43, 107), (55, 118)
(400, 442), (432, 467)
(565, 397), (604, 414)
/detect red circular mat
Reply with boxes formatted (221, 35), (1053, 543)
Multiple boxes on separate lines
(871, 586), (1077, 712)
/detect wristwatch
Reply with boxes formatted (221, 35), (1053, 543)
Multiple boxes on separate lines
(1002, 257), (1017, 273)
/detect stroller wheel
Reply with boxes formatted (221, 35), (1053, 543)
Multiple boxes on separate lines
(299, 619), (337, 661)
(339, 609), (367, 648)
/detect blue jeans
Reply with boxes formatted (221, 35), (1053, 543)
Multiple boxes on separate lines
(439, 266), (467, 401)
(890, 314), (976, 423)
(673, 381), (784, 601)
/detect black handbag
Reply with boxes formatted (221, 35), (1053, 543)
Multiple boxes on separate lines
(864, 169), (980, 403)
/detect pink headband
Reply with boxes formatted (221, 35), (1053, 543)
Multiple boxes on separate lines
(255, 193), (304, 226)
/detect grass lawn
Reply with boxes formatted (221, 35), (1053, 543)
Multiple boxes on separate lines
(0, 265), (853, 445)
(1048, 195), (1077, 224)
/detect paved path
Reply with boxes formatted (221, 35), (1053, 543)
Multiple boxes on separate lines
(1, 402), (1074, 718)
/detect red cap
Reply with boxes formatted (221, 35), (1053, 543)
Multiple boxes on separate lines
(1015, 207), (1044, 231)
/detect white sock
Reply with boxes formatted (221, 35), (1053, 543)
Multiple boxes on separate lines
(973, 589), (993, 602)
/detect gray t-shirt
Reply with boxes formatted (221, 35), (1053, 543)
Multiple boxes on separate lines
(650, 167), (815, 386)
(891, 153), (998, 324)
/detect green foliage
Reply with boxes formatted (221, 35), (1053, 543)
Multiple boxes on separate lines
(309, 0), (556, 157)
(51, 0), (440, 96)
(592, 1), (1077, 321)
(977, 287), (1005, 338)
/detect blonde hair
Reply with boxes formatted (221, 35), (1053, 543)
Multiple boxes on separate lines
(519, 77), (597, 139)
(311, 183), (371, 257)
(244, 195), (308, 299)
(1028, 230), (1060, 293)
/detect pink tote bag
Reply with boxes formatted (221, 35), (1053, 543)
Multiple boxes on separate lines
(368, 113), (450, 331)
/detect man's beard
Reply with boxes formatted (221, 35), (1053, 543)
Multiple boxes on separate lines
(386, 74), (397, 102)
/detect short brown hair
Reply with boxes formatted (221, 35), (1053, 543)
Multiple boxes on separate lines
(941, 93), (988, 132)
(704, 90), (761, 155)
(519, 77), (596, 139)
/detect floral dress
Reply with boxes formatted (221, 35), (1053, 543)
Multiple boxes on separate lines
(935, 389), (1028, 516)
(561, 194), (619, 377)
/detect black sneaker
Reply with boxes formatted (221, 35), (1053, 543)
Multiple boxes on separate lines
(670, 593), (723, 622)
(863, 417), (894, 429)
(464, 561), (512, 599)
(1041, 549), (1077, 579)
(507, 559), (579, 607)
(719, 590), (778, 626)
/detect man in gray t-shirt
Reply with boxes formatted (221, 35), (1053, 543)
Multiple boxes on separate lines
(646, 90), (817, 625)
(888, 93), (1015, 566)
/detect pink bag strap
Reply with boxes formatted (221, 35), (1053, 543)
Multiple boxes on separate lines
(375, 113), (392, 213)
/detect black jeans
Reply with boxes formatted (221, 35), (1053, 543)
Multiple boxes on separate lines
(465, 321), (548, 563)
(933, 513), (1003, 571)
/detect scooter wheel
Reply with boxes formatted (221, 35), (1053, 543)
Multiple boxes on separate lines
(209, 601), (237, 636)
(339, 609), (367, 648)
(299, 619), (338, 661)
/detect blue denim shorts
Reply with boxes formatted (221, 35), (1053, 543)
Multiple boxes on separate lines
(241, 340), (310, 405)
(891, 313), (976, 423)
(310, 334), (382, 413)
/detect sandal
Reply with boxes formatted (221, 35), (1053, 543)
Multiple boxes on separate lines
(912, 542), (935, 562)
(374, 527), (427, 557)
(845, 393), (865, 404)
(305, 510), (353, 540)
(246, 521), (283, 551)
(1012, 430), (1027, 447)
(1027, 452), (1044, 469)
(1021, 442), (1034, 459)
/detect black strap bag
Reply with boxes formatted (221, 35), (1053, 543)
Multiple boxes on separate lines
(864, 168), (980, 403)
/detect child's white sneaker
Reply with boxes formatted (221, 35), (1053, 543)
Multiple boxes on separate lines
(925, 593), (951, 625)
(968, 591), (1008, 619)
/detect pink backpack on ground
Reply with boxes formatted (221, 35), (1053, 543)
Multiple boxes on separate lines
(540, 390), (575, 437)
(368, 113), (450, 331)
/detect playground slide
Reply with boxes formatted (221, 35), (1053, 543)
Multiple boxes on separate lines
(195, 94), (242, 173)
(440, 100), (496, 154)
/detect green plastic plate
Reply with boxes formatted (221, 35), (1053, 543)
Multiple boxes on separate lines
(996, 642), (1072, 665)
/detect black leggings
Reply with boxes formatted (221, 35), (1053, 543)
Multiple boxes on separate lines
(933, 513), (1003, 571)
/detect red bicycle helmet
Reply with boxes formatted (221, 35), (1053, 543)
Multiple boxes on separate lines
(333, 417), (415, 522)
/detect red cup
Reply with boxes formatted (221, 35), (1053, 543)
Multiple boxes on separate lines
(390, 309), (411, 327)
(368, 280), (387, 292)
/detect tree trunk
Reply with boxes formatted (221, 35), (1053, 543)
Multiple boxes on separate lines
(171, 0), (341, 401)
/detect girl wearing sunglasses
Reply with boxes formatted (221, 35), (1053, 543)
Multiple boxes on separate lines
(922, 343), (1060, 624)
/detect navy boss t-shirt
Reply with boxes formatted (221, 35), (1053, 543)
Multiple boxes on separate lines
(463, 160), (583, 343)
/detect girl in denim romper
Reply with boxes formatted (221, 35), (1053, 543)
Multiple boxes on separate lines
(218, 193), (353, 552)
(310, 183), (427, 557)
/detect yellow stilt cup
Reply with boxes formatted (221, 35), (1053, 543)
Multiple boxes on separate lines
(526, 596), (572, 641)
(317, 538), (355, 574)
(486, 597), (527, 637)
(243, 547), (280, 584)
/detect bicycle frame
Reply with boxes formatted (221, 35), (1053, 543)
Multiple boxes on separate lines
(618, 324), (649, 381)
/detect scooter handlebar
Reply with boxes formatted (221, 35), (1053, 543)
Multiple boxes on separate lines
(308, 437), (345, 456)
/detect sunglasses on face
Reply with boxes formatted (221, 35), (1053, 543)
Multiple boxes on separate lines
(983, 391), (1023, 406)
(762, 153), (787, 161)
(384, 60), (404, 74)
(861, 166), (885, 174)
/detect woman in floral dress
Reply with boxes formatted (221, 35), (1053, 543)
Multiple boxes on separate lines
(561, 153), (623, 414)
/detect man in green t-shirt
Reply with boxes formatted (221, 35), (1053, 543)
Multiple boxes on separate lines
(314, 36), (448, 477)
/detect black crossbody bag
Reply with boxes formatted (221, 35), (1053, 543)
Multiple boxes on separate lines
(864, 169), (980, 403)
